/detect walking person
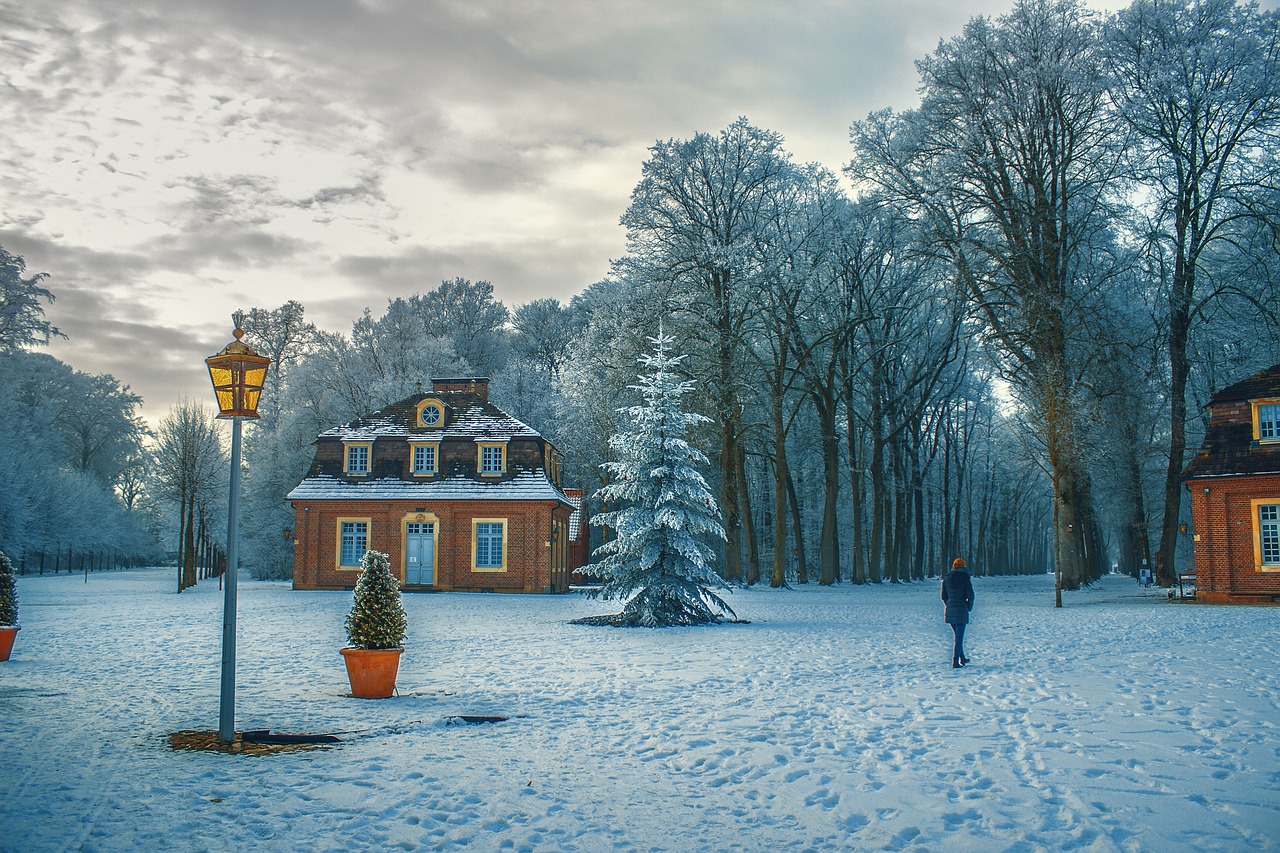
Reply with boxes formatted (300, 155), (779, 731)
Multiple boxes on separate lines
(942, 557), (974, 668)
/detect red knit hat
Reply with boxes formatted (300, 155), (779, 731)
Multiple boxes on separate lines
(952, 558), (966, 568)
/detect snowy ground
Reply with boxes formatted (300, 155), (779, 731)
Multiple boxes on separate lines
(1, 569), (1277, 853)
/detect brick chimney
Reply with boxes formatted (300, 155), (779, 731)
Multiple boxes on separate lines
(432, 377), (489, 403)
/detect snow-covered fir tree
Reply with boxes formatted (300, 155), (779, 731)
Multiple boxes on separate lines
(0, 550), (17, 627)
(344, 550), (407, 649)
(576, 331), (735, 627)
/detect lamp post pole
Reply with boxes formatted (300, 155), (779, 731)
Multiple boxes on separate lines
(218, 414), (243, 743)
(207, 310), (269, 744)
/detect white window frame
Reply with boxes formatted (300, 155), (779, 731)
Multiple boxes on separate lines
(478, 442), (506, 477)
(472, 519), (507, 572)
(337, 518), (371, 570)
(1255, 500), (1280, 571)
(344, 442), (371, 476)
(1256, 401), (1280, 442)
(410, 442), (438, 476)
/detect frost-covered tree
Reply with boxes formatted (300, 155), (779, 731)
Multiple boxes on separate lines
(418, 277), (511, 376)
(344, 550), (407, 649)
(153, 399), (225, 591)
(620, 118), (796, 584)
(1105, 0), (1280, 586)
(0, 550), (17, 627)
(0, 245), (62, 352)
(576, 332), (734, 627)
(511, 297), (575, 379)
(850, 0), (1119, 598)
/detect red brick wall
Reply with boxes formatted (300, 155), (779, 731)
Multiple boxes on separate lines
(291, 499), (571, 593)
(1187, 473), (1280, 603)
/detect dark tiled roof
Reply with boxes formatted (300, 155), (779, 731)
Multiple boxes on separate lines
(318, 392), (540, 441)
(1182, 362), (1280, 480)
(1207, 362), (1280, 404)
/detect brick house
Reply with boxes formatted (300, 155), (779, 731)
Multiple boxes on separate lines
(1181, 362), (1280, 603)
(288, 378), (580, 593)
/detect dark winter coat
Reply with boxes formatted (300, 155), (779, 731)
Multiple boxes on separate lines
(941, 570), (974, 625)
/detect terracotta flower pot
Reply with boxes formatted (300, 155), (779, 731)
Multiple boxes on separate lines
(340, 647), (403, 699)
(0, 626), (18, 662)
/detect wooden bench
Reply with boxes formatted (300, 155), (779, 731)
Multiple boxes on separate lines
(1176, 572), (1197, 600)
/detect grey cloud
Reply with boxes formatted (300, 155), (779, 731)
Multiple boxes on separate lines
(141, 224), (314, 272)
(0, 232), (161, 303)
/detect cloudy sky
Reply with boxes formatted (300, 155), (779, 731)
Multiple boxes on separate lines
(4, 0), (1136, 426)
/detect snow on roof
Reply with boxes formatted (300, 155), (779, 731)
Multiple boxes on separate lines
(319, 403), (539, 441)
(288, 469), (572, 505)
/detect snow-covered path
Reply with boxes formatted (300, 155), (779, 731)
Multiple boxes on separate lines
(1, 570), (1276, 852)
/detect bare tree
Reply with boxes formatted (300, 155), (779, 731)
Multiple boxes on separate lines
(850, 0), (1119, 601)
(153, 398), (225, 592)
(619, 118), (797, 584)
(1105, 0), (1280, 585)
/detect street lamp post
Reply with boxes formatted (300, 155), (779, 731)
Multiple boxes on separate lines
(205, 311), (270, 743)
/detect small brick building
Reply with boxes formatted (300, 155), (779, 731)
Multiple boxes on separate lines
(1181, 362), (1280, 604)
(288, 377), (583, 593)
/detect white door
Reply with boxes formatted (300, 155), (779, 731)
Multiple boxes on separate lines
(405, 522), (435, 585)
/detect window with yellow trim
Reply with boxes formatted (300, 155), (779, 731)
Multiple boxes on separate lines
(344, 442), (372, 475)
(545, 446), (562, 487)
(472, 519), (507, 572)
(1255, 401), (1280, 442)
(478, 442), (506, 476)
(337, 517), (371, 569)
(410, 442), (438, 475)
(416, 399), (445, 428)
(1255, 500), (1280, 571)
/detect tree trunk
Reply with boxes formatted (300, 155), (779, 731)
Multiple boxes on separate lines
(720, 416), (743, 583)
(910, 434), (927, 581)
(182, 494), (198, 590)
(1155, 278), (1191, 587)
(770, 402), (790, 588)
(738, 445), (760, 586)
(786, 469), (808, 584)
(843, 374), (866, 585)
(816, 395), (841, 585)
(1120, 446), (1150, 578)
(176, 483), (188, 593)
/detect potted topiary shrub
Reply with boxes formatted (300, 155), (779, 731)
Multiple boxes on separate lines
(0, 550), (19, 662)
(340, 550), (408, 698)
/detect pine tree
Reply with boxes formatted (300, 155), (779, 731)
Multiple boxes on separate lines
(344, 550), (407, 649)
(0, 550), (17, 627)
(575, 331), (735, 627)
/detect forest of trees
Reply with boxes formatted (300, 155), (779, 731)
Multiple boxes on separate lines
(2, 0), (1277, 601)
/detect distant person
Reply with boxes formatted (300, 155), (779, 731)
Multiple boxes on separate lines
(941, 557), (975, 668)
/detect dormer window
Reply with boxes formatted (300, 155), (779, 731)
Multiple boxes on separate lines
(1256, 401), (1279, 442)
(478, 442), (506, 476)
(545, 446), (562, 487)
(416, 399), (445, 428)
(344, 442), (372, 476)
(410, 442), (438, 476)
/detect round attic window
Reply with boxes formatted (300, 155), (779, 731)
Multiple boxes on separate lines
(420, 403), (442, 426)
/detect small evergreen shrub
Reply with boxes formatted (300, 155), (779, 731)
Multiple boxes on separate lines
(0, 550), (17, 627)
(344, 550), (407, 649)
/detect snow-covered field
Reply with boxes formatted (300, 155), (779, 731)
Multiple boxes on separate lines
(1, 569), (1276, 852)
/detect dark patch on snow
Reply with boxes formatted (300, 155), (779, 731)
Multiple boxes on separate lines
(444, 714), (509, 726)
(242, 730), (342, 745)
